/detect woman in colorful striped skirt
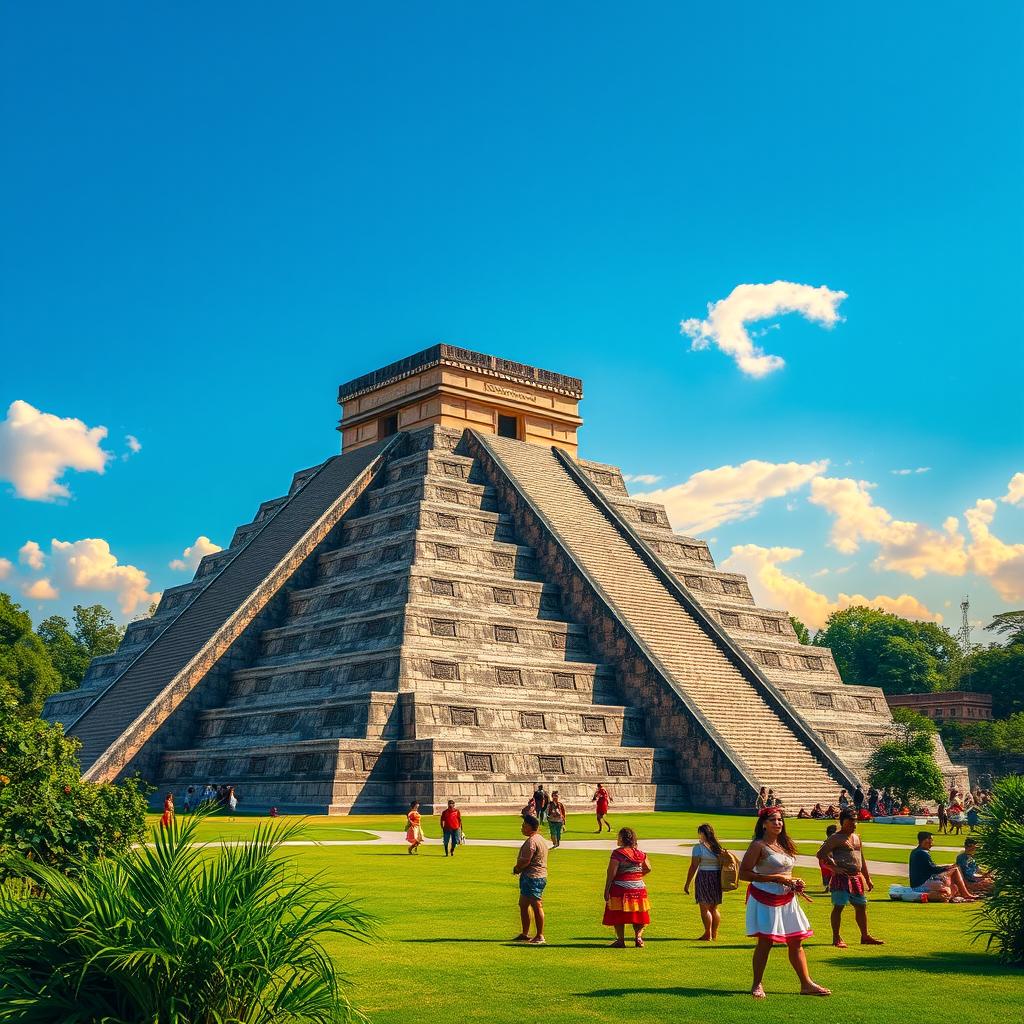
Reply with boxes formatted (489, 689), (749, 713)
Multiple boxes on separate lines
(684, 822), (725, 941)
(602, 827), (652, 947)
(740, 809), (830, 999)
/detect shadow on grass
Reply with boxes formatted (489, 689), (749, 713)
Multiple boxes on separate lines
(576, 987), (743, 998)
(821, 951), (1022, 977)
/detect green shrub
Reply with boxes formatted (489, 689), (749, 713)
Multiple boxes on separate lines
(0, 814), (375, 1023)
(866, 724), (945, 809)
(973, 774), (1024, 964)
(0, 693), (147, 880)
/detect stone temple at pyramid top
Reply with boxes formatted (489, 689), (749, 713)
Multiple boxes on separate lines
(337, 344), (584, 456)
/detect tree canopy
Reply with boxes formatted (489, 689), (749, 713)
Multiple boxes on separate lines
(789, 616), (811, 644)
(865, 711), (945, 808)
(0, 594), (61, 720)
(35, 604), (124, 694)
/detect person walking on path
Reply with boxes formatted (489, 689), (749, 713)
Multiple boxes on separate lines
(592, 782), (612, 832)
(405, 800), (425, 854)
(546, 790), (567, 847)
(740, 809), (830, 999)
(440, 799), (462, 857)
(533, 784), (549, 824)
(159, 792), (174, 829)
(815, 810), (883, 949)
(602, 827), (651, 948)
(684, 822), (725, 941)
(512, 814), (548, 945)
(226, 785), (238, 820)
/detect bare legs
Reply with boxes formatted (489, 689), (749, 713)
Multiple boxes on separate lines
(609, 923), (644, 947)
(830, 904), (883, 947)
(698, 903), (721, 941)
(518, 895), (544, 941)
(751, 936), (830, 998)
(594, 814), (611, 833)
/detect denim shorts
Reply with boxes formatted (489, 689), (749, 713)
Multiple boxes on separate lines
(519, 875), (547, 900)
(831, 889), (868, 907)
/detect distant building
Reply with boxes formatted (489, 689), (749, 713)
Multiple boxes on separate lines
(887, 691), (993, 724)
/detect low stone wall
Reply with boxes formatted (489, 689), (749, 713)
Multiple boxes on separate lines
(955, 752), (1024, 787)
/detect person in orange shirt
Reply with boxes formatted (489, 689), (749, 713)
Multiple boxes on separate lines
(405, 800), (425, 854)
(440, 799), (463, 856)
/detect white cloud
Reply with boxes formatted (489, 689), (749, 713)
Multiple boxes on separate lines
(638, 459), (828, 535)
(890, 467), (931, 476)
(680, 280), (847, 378)
(0, 400), (113, 501)
(809, 476), (968, 578)
(18, 540), (45, 570)
(721, 544), (942, 630)
(169, 535), (223, 572)
(0, 558), (11, 581)
(40, 537), (158, 615)
(1002, 472), (1024, 506)
(126, 434), (142, 453)
(623, 473), (663, 485)
(964, 500), (1024, 602)
(22, 577), (59, 601)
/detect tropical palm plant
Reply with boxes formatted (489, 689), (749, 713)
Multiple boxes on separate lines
(973, 774), (1024, 964)
(0, 814), (375, 1023)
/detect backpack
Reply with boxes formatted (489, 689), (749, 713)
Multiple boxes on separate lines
(719, 850), (741, 891)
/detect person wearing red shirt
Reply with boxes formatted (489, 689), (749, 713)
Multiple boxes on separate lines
(592, 783), (612, 833)
(440, 799), (463, 856)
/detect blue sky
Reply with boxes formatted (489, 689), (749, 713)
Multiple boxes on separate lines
(1, 3), (1021, 636)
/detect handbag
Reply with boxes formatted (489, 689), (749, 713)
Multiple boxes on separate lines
(719, 850), (741, 891)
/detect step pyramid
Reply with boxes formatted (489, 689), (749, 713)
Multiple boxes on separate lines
(44, 347), (965, 812)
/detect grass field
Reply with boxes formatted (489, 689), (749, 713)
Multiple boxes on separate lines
(157, 812), (1020, 1023)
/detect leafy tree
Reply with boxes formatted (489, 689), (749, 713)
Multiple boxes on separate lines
(0, 593), (61, 719)
(789, 616), (811, 644)
(0, 816), (375, 1022)
(986, 610), (1024, 645)
(0, 691), (147, 881)
(814, 605), (959, 693)
(941, 713), (1024, 755)
(973, 774), (1024, 963)
(865, 709), (945, 808)
(36, 603), (124, 694)
(960, 643), (1024, 719)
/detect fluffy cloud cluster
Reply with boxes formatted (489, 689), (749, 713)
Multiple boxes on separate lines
(638, 459), (828, 535)
(623, 473), (663, 485)
(16, 537), (158, 614)
(721, 544), (942, 630)
(964, 500), (1024, 602)
(0, 400), (113, 501)
(0, 558), (11, 581)
(1004, 473), (1024, 506)
(169, 535), (223, 572)
(680, 281), (847, 378)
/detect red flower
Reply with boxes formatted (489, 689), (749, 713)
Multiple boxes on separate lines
(63, 785), (71, 795)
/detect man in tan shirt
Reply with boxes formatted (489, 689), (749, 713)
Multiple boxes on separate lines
(512, 814), (549, 945)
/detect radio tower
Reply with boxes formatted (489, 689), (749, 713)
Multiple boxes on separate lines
(950, 595), (972, 688)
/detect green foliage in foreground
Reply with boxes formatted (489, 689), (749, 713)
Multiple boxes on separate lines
(0, 815), (375, 1024)
(0, 694), (147, 881)
(974, 775), (1024, 964)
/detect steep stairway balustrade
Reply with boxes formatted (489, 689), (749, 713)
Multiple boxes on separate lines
(65, 435), (403, 782)
(469, 432), (857, 809)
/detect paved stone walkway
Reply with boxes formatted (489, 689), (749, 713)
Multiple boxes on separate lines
(228, 829), (919, 879)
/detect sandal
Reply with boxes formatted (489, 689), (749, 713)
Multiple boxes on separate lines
(635, 937), (645, 948)
(608, 939), (626, 948)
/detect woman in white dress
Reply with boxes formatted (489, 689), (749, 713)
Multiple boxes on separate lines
(739, 808), (830, 999)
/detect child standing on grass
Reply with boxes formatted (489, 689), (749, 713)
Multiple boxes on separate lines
(512, 814), (548, 944)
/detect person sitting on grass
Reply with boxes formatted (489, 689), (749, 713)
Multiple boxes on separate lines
(797, 807), (811, 819)
(908, 832), (977, 902)
(825, 804), (839, 819)
(955, 838), (994, 895)
(810, 803), (826, 819)
(512, 814), (548, 945)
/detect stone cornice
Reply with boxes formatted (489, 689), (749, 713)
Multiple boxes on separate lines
(337, 344), (584, 404)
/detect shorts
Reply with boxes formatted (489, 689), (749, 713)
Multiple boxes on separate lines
(519, 875), (548, 900)
(830, 889), (868, 907)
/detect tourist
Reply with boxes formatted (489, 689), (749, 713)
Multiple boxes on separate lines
(512, 814), (548, 945)
(684, 822), (724, 941)
(182, 785), (196, 813)
(765, 788), (776, 808)
(521, 797), (537, 820)
(816, 810), (883, 948)
(405, 800), (425, 854)
(592, 782), (612, 832)
(966, 805), (981, 832)
(201, 783), (216, 807)
(269, 806), (280, 818)
(867, 788), (879, 816)
(755, 786), (768, 812)
(797, 807), (811, 819)
(810, 803), (826, 819)
(226, 784), (238, 819)
(853, 786), (865, 813)
(948, 800), (967, 835)
(160, 792), (174, 829)
(937, 799), (949, 834)
(837, 789), (850, 812)
(818, 824), (838, 890)
(603, 827), (651, 948)
(440, 799), (462, 857)
(533, 783), (549, 824)
(825, 804), (839, 819)
(908, 832), (977, 902)
(740, 809), (829, 998)
(547, 790), (567, 847)
(956, 838), (994, 895)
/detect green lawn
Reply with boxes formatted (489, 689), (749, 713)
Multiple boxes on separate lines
(293, 843), (1019, 1024)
